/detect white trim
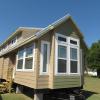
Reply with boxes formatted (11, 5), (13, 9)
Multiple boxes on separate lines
(40, 41), (50, 75)
(55, 33), (68, 75)
(11, 36), (17, 46)
(69, 38), (80, 75)
(57, 45), (68, 75)
(36, 14), (70, 38)
(16, 49), (24, 71)
(16, 43), (35, 72)
(69, 47), (80, 75)
(57, 33), (68, 44)
(24, 44), (35, 71)
(33, 43), (35, 71)
(55, 34), (58, 75)
(67, 38), (70, 75)
(70, 37), (79, 47)
(55, 33), (80, 75)
(80, 49), (83, 76)
(23, 49), (26, 70)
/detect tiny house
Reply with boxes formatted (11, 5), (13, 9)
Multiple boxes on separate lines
(0, 15), (87, 100)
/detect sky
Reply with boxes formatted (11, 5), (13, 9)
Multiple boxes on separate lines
(0, 0), (100, 47)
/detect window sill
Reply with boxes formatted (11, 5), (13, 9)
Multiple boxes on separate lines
(40, 72), (49, 75)
(69, 73), (80, 75)
(16, 69), (34, 72)
(55, 73), (80, 76)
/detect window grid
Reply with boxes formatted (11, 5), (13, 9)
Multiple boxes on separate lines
(57, 44), (68, 74)
(16, 43), (34, 71)
(55, 33), (80, 75)
(70, 47), (78, 74)
(17, 49), (24, 70)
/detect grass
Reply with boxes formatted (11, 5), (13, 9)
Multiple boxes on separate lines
(83, 76), (100, 100)
(0, 93), (33, 100)
(0, 76), (100, 100)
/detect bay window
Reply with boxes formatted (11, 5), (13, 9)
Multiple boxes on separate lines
(56, 33), (80, 75)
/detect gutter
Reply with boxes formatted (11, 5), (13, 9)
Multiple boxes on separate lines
(0, 14), (87, 56)
(0, 28), (22, 48)
(0, 27), (43, 48)
(0, 34), (37, 57)
(36, 14), (71, 38)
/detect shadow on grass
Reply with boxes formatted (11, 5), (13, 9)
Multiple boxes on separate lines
(23, 86), (34, 99)
(82, 90), (98, 99)
(12, 83), (33, 99)
(0, 94), (3, 100)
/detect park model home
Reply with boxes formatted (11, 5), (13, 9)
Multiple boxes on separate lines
(0, 15), (87, 100)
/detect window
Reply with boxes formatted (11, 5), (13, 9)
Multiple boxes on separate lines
(17, 60), (23, 69)
(25, 45), (33, 69)
(40, 41), (50, 74)
(17, 49), (24, 69)
(58, 37), (66, 42)
(11, 37), (17, 45)
(70, 48), (78, 73)
(18, 49), (24, 59)
(70, 40), (77, 45)
(58, 45), (67, 73)
(70, 48), (77, 60)
(16, 44), (34, 71)
(25, 58), (33, 69)
(55, 33), (80, 75)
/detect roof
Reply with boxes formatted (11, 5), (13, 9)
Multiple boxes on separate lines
(0, 14), (87, 56)
(0, 27), (43, 48)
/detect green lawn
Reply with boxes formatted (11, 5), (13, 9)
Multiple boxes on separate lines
(0, 76), (100, 100)
(0, 93), (33, 100)
(83, 76), (100, 100)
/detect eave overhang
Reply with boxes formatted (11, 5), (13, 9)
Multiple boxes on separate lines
(0, 14), (87, 57)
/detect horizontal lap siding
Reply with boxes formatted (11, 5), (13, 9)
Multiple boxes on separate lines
(53, 76), (81, 89)
(0, 58), (3, 78)
(53, 21), (82, 89)
(14, 72), (35, 88)
(14, 41), (37, 88)
(37, 76), (49, 88)
(36, 32), (53, 89)
(2, 58), (9, 80)
(22, 29), (40, 39)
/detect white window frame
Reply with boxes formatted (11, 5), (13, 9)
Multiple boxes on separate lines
(70, 37), (79, 47)
(70, 46), (80, 75)
(10, 36), (17, 47)
(55, 33), (80, 75)
(24, 44), (35, 71)
(56, 43), (68, 75)
(16, 49), (24, 71)
(16, 43), (35, 72)
(55, 33), (68, 75)
(40, 41), (50, 75)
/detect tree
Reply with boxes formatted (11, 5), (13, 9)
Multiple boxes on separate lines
(87, 40), (100, 77)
